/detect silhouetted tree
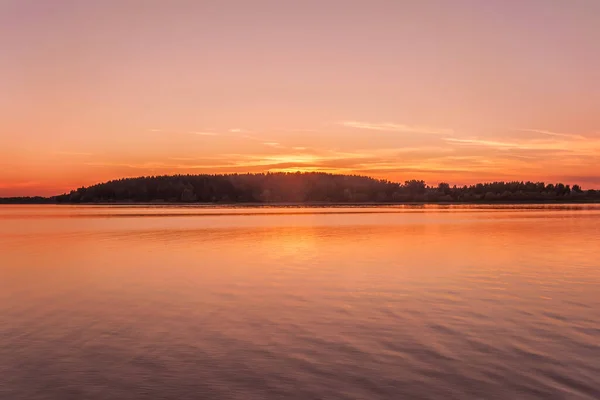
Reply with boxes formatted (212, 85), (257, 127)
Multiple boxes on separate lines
(437, 182), (451, 195)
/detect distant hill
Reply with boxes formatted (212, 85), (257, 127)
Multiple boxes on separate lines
(1, 172), (599, 204)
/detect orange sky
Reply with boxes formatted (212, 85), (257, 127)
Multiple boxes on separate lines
(1, 1), (599, 196)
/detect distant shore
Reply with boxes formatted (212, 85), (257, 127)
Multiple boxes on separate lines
(2, 200), (600, 206)
(2, 172), (599, 205)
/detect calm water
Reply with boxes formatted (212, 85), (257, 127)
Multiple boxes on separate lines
(1, 205), (599, 399)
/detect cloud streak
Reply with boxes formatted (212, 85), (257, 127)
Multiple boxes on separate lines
(148, 128), (219, 136)
(340, 121), (454, 135)
(515, 128), (586, 140)
(445, 136), (600, 155)
(445, 138), (518, 148)
(54, 151), (94, 156)
(190, 131), (218, 136)
(263, 142), (282, 147)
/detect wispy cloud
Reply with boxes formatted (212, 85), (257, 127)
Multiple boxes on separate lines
(263, 142), (281, 147)
(189, 131), (218, 136)
(148, 128), (218, 136)
(445, 138), (518, 148)
(54, 151), (93, 156)
(340, 121), (454, 135)
(241, 134), (263, 141)
(445, 136), (600, 154)
(515, 128), (585, 140)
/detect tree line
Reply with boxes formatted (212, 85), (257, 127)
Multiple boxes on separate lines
(2, 172), (597, 204)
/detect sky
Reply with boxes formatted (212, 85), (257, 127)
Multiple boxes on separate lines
(1, 0), (599, 196)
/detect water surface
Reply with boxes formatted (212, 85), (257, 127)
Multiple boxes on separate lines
(1, 205), (599, 399)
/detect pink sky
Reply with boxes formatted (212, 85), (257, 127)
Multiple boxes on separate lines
(1, 0), (599, 196)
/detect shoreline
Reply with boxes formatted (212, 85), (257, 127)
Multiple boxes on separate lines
(2, 200), (600, 206)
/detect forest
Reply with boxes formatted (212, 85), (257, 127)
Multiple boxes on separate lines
(1, 172), (599, 204)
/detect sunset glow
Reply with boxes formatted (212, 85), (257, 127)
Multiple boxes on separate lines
(1, 1), (599, 196)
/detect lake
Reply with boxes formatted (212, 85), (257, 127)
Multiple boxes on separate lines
(1, 205), (599, 399)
